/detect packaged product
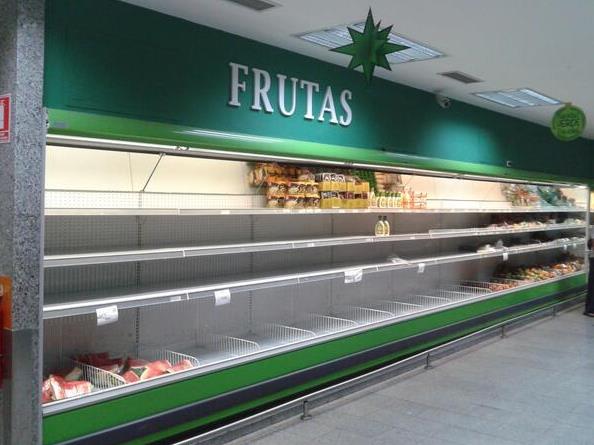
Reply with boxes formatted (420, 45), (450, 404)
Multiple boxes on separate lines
(267, 195), (283, 208)
(285, 195), (299, 209)
(288, 182), (302, 195)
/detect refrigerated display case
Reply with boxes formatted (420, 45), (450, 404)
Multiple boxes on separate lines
(41, 139), (589, 444)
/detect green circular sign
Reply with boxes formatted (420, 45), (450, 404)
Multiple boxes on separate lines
(551, 104), (586, 141)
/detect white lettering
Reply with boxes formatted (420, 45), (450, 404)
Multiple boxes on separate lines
(339, 89), (353, 127)
(228, 62), (249, 107)
(277, 74), (298, 117)
(228, 62), (352, 126)
(251, 68), (274, 113)
(318, 86), (339, 124)
(300, 80), (320, 120)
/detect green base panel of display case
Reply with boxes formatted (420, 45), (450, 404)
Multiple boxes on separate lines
(43, 274), (586, 445)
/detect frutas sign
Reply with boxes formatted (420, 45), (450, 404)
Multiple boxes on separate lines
(228, 62), (353, 127)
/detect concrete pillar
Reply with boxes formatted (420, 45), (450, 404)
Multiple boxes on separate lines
(0, 0), (46, 443)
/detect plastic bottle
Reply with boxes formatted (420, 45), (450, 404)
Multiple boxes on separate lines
(374, 216), (384, 236)
(369, 188), (377, 208)
(378, 192), (387, 208)
(395, 191), (402, 208)
(382, 215), (390, 235)
(387, 192), (394, 208)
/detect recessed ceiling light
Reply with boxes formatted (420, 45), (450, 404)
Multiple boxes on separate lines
(298, 22), (443, 64)
(223, 0), (277, 12)
(473, 88), (561, 108)
(439, 71), (482, 84)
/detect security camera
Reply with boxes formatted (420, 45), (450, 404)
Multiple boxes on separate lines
(436, 94), (451, 109)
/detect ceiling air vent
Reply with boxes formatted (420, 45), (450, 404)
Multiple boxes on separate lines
(224, 0), (277, 11)
(439, 71), (482, 84)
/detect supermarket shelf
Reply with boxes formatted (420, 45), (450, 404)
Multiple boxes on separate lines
(44, 223), (586, 268)
(43, 239), (586, 319)
(44, 206), (587, 216)
(42, 270), (586, 415)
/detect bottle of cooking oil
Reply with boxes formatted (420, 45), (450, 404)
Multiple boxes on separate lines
(382, 215), (390, 235)
(374, 216), (385, 236)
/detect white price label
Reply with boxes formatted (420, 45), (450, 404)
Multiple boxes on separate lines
(170, 295), (182, 303)
(563, 244), (568, 252)
(417, 263), (426, 274)
(502, 252), (509, 261)
(220, 210), (231, 215)
(307, 242), (316, 248)
(344, 268), (363, 284)
(96, 305), (118, 326)
(214, 289), (231, 306)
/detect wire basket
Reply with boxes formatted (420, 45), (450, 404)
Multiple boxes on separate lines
(198, 334), (261, 357)
(293, 314), (358, 336)
(74, 361), (126, 390)
(393, 294), (451, 309)
(254, 323), (316, 348)
(373, 300), (423, 317)
(333, 306), (394, 325)
(141, 348), (200, 368)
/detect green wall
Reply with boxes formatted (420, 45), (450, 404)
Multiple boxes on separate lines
(44, 0), (594, 179)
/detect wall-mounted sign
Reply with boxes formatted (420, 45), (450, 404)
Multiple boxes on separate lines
(551, 103), (586, 141)
(228, 62), (353, 127)
(0, 94), (10, 144)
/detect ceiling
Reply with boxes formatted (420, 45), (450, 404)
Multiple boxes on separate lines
(123, 0), (594, 139)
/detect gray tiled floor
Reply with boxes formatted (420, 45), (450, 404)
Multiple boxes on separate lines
(227, 306), (594, 445)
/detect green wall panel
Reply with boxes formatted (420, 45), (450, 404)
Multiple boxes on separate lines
(45, 0), (594, 179)
(43, 275), (585, 444)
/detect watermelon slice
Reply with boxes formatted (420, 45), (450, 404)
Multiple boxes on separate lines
(98, 363), (122, 374)
(62, 380), (93, 399)
(126, 358), (149, 368)
(48, 375), (66, 400)
(139, 360), (172, 380)
(64, 367), (83, 382)
(48, 375), (93, 400)
(42, 378), (53, 403)
(168, 359), (194, 373)
(122, 370), (140, 384)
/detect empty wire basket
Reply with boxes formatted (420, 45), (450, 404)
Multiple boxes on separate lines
(293, 314), (358, 336)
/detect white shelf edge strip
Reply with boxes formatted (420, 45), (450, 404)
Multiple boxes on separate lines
(44, 224), (587, 268)
(43, 239), (586, 317)
(44, 207), (588, 216)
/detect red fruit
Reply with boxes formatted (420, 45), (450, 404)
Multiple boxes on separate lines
(62, 380), (93, 398)
(126, 358), (149, 368)
(122, 370), (140, 384)
(42, 379), (53, 403)
(169, 359), (194, 373)
(48, 375), (66, 400)
(140, 360), (172, 380)
(64, 367), (83, 382)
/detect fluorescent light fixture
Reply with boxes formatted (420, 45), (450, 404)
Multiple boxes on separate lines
(473, 88), (561, 108)
(298, 22), (443, 64)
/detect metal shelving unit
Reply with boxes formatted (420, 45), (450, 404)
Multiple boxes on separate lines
(44, 222), (586, 268)
(45, 206), (587, 216)
(41, 136), (590, 416)
(42, 238), (586, 319)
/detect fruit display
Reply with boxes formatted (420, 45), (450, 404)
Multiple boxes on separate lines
(42, 367), (93, 403)
(485, 215), (584, 230)
(42, 352), (196, 404)
(501, 184), (576, 208)
(495, 257), (584, 282)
